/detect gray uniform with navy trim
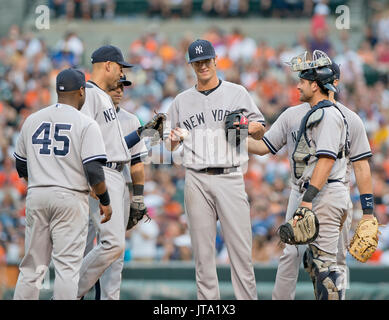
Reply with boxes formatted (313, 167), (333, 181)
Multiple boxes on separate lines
(166, 80), (265, 300)
(13, 103), (107, 300)
(83, 107), (147, 299)
(264, 102), (371, 300)
(77, 81), (132, 299)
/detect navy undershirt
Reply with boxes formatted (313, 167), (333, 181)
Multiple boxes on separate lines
(197, 79), (222, 96)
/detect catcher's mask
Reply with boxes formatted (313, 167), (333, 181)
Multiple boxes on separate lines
(286, 50), (337, 93)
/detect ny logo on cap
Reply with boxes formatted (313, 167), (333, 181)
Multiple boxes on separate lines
(195, 46), (203, 55)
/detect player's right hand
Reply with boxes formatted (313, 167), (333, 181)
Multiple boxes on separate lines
(100, 204), (112, 223)
(169, 128), (188, 142)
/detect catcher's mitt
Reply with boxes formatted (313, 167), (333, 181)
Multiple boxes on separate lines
(278, 207), (320, 245)
(348, 217), (379, 263)
(126, 196), (151, 230)
(137, 112), (166, 143)
(225, 109), (249, 146)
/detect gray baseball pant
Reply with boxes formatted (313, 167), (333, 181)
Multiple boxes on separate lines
(82, 181), (130, 300)
(184, 168), (257, 300)
(14, 187), (89, 300)
(272, 183), (350, 300)
(77, 167), (127, 299)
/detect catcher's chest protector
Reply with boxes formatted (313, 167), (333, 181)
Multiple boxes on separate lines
(292, 100), (349, 180)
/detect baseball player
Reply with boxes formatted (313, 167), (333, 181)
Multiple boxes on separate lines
(83, 75), (148, 299)
(13, 68), (112, 300)
(249, 52), (372, 300)
(76, 45), (147, 300)
(165, 39), (266, 300)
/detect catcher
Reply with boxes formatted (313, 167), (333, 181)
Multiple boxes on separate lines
(248, 57), (379, 300)
(249, 50), (369, 300)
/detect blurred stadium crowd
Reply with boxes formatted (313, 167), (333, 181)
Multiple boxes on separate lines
(1, 1), (389, 273)
(48, 0), (344, 20)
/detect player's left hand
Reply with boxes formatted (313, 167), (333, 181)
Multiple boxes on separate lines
(137, 112), (166, 139)
(278, 206), (319, 245)
(127, 196), (151, 230)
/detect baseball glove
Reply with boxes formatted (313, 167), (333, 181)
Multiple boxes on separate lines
(348, 217), (379, 263)
(278, 207), (320, 245)
(127, 196), (151, 230)
(137, 112), (166, 142)
(225, 109), (249, 146)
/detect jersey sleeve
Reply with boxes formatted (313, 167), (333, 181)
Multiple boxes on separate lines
(262, 111), (288, 154)
(235, 86), (266, 126)
(312, 108), (345, 160)
(13, 121), (28, 162)
(81, 120), (108, 164)
(348, 113), (372, 162)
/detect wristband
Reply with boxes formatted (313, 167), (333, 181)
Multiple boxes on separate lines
(133, 184), (144, 196)
(302, 185), (320, 203)
(124, 130), (141, 149)
(97, 190), (110, 206)
(360, 194), (374, 215)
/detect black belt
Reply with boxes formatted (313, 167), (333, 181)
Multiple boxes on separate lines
(303, 179), (341, 190)
(192, 167), (239, 175)
(106, 162), (125, 172)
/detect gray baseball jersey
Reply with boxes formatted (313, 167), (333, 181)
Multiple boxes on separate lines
(81, 81), (131, 163)
(166, 80), (265, 170)
(14, 103), (107, 192)
(77, 81), (132, 299)
(13, 103), (106, 300)
(266, 102), (371, 300)
(82, 107), (147, 300)
(263, 102), (372, 187)
(167, 80), (264, 300)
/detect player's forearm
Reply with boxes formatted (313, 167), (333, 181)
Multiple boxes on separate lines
(130, 162), (145, 186)
(92, 181), (110, 206)
(308, 156), (336, 191)
(248, 121), (265, 140)
(352, 159), (373, 195)
(92, 181), (108, 196)
(247, 137), (270, 155)
(300, 156), (335, 209)
(353, 159), (374, 216)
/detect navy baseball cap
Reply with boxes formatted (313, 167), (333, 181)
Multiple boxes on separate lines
(91, 45), (133, 68)
(56, 68), (86, 92)
(188, 39), (216, 63)
(118, 75), (132, 86)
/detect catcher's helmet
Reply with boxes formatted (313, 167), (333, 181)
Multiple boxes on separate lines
(286, 50), (338, 92)
(299, 66), (337, 92)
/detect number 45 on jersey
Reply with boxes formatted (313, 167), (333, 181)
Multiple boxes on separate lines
(32, 122), (72, 156)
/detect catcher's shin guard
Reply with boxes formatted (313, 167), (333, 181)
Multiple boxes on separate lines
(303, 245), (344, 300)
